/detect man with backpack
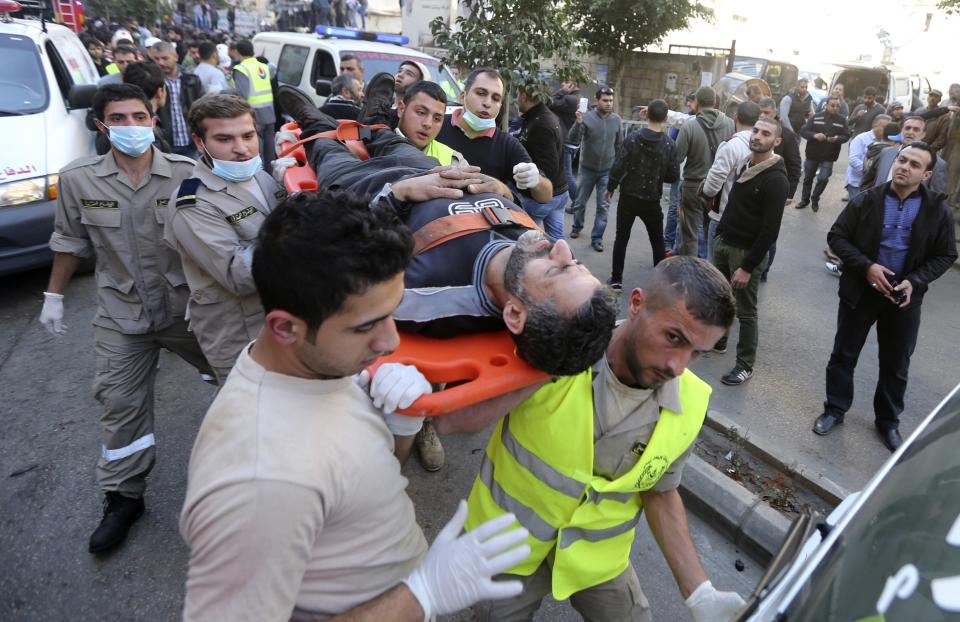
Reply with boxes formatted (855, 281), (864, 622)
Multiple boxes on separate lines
(675, 87), (735, 256)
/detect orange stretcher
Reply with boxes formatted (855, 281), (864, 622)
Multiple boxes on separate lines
(366, 331), (550, 417)
(277, 121), (387, 194)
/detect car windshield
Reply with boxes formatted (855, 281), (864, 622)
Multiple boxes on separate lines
(733, 58), (765, 78)
(345, 51), (461, 104)
(783, 387), (960, 621)
(0, 33), (49, 115)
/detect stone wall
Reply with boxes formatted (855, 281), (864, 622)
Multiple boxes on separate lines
(583, 52), (728, 118)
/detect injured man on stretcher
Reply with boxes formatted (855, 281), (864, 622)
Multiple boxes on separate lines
(276, 88), (618, 459)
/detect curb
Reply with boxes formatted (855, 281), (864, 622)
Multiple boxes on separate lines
(680, 455), (791, 564)
(704, 410), (851, 507)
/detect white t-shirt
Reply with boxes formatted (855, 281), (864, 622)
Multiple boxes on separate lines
(180, 345), (428, 621)
(591, 354), (691, 491)
(192, 61), (229, 95)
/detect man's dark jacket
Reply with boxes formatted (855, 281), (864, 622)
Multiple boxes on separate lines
(800, 111), (851, 162)
(548, 88), (579, 139)
(607, 127), (678, 201)
(774, 123), (802, 197)
(157, 68), (203, 149)
(717, 156), (790, 273)
(517, 102), (567, 196)
(828, 182), (957, 310)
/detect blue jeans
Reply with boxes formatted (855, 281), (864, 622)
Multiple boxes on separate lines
(572, 167), (610, 242)
(562, 145), (578, 206)
(707, 217), (720, 261)
(662, 180), (681, 252)
(521, 194), (566, 240)
(801, 159), (834, 202)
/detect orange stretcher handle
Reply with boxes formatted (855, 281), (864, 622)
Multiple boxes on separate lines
(366, 331), (550, 417)
(277, 122), (319, 194)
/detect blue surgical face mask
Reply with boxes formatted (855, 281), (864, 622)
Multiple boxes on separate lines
(106, 125), (155, 156)
(203, 143), (262, 182)
(462, 108), (497, 131)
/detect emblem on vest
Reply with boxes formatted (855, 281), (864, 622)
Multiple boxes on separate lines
(225, 206), (256, 224)
(81, 199), (119, 209)
(156, 199), (169, 209)
(447, 197), (507, 216)
(635, 456), (668, 489)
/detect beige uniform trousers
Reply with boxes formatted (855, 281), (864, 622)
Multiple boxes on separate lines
(475, 562), (651, 622)
(93, 318), (208, 496)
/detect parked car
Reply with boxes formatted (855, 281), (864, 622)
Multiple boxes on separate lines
(732, 56), (800, 102)
(711, 72), (772, 118)
(741, 382), (960, 621)
(0, 7), (98, 277)
(829, 63), (933, 112)
(253, 29), (462, 109)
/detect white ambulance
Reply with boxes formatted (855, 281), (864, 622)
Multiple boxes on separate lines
(0, 3), (98, 276)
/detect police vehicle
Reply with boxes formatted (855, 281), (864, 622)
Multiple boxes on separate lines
(0, 0), (97, 276)
(253, 26), (462, 109)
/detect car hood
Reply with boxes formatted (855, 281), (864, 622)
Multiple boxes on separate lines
(0, 113), (47, 182)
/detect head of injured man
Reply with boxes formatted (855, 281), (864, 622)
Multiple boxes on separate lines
(501, 230), (618, 376)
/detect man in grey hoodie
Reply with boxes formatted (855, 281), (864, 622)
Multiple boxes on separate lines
(676, 87), (735, 257)
(568, 86), (623, 251)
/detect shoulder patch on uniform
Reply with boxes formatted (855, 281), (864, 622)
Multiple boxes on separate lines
(175, 178), (203, 209)
(80, 199), (119, 209)
(225, 206), (256, 224)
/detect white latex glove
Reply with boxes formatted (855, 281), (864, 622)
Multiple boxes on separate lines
(405, 501), (530, 620)
(274, 128), (298, 153)
(512, 162), (541, 190)
(369, 363), (432, 414)
(39, 292), (65, 334)
(355, 369), (426, 435)
(271, 156), (298, 185)
(685, 580), (746, 622)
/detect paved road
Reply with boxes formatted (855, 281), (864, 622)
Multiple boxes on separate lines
(0, 267), (762, 620)
(572, 145), (960, 493)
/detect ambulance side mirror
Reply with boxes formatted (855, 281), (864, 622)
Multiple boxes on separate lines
(68, 84), (98, 111)
(314, 80), (332, 98)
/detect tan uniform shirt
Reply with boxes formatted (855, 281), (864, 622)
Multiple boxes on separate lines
(180, 345), (428, 621)
(49, 147), (196, 334)
(592, 355), (691, 491)
(163, 163), (283, 368)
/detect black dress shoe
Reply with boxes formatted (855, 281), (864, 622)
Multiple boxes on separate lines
(812, 413), (843, 436)
(876, 426), (903, 452)
(89, 492), (145, 554)
(277, 85), (333, 128)
(358, 72), (397, 123)
(795, 199), (810, 209)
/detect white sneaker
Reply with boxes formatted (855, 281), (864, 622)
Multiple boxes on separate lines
(824, 261), (843, 277)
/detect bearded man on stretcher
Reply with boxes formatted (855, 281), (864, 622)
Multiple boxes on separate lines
(274, 83), (618, 465)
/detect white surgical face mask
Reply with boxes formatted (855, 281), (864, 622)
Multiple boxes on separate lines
(106, 125), (155, 156)
(202, 143), (261, 182)
(462, 108), (497, 131)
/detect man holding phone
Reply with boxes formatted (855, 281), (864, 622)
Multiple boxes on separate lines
(813, 142), (956, 451)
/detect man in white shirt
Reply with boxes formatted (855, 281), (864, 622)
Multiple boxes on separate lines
(180, 190), (530, 621)
(845, 113), (891, 200)
(192, 41), (230, 95)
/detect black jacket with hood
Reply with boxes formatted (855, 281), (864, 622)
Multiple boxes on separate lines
(607, 128), (678, 201)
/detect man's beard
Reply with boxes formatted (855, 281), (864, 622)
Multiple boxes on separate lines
(503, 230), (553, 298)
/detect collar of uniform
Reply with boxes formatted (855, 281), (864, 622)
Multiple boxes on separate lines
(192, 160), (229, 191)
(472, 240), (513, 316)
(600, 351), (684, 416)
(93, 145), (172, 178)
(451, 108), (497, 138)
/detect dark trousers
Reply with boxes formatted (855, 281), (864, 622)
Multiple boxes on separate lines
(824, 291), (922, 430)
(611, 195), (665, 280)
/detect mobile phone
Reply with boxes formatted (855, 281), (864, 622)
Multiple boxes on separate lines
(578, 97), (588, 113)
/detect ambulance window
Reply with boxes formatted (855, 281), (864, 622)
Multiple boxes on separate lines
(44, 40), (73, 99)
(277, 44), (309, 86)
(311, 50), (337, 83)
(0, 34), (49, 115)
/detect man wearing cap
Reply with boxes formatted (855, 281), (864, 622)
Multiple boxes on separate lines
(914, 89), (942, 117)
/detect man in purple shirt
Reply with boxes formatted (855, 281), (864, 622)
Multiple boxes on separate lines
(813, 142), (957, 451)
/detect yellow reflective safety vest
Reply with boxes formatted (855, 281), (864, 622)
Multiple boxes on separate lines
(105, 63), (120, 75)
(233, 56), (274, 110)
(466, 368), (711, 600)
(423, 139), (459, 166)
